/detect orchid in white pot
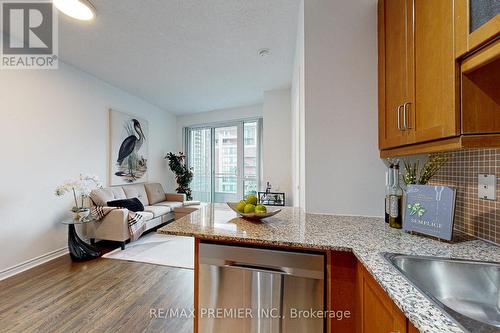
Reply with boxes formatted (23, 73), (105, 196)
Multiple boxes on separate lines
(55, 174), (102, 220)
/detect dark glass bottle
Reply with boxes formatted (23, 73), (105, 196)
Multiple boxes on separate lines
(388, 164), (403, 229)
(385, 164), (394, 223)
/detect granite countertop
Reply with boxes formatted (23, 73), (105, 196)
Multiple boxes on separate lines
(157, 203), (500, 333)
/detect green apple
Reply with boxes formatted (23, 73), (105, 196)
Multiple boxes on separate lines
(236, 200), (247, 213)
(255, 204), (267, 214)
(243, 204), (256, 214)
(246, 195), (258, 205)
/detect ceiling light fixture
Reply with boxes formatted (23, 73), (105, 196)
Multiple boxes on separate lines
(258, 48), (271, 57)
(53, 0), (96, 21)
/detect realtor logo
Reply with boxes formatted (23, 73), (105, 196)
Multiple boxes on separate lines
(1, 0), (58, 69)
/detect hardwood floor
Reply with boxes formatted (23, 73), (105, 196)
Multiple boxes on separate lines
(0, 254), (194, 333)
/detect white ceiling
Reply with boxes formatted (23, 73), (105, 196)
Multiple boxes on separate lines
(58, 0), (300, 115)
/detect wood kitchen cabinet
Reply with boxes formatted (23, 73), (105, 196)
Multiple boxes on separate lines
(329, 252), (418, 333)
(408, 322), (419, 333)
(462, 41), (500, 135)
(356, 262), (408, 333)
(455, 0), (500, 56)
(378, 0), (500, 157)
(378, 0), (460, 150)
(378, 0), (414, 149)
(411, 0), (461, 144)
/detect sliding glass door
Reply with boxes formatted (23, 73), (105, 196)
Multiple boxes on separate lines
(186, 120), (261, 203)
(243, 122), (259, 197)
(213, 125), (240, 202)
(188, 128), (212, 202)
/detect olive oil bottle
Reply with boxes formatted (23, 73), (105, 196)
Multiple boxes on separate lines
(388, 164), (403, 229)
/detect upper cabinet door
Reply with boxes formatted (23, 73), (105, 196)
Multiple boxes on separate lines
(468, 0), (500, 52)
(411, 0), (461, 143)
(453, 0), (499, 59)
(378, 0), (412, 149)
(379, 0), (500, 156)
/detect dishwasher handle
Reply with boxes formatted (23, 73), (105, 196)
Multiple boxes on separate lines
(224, 261), (290, 275)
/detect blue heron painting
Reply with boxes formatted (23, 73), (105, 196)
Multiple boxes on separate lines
(110, 110), (149, 185)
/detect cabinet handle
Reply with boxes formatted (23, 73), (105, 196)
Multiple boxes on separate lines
(403, 102), (412, 129)
(397, 104), (404, 131)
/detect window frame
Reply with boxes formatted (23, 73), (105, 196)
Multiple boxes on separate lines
(184, 117), (263, 202)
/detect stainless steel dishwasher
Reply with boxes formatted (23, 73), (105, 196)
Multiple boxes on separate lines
(198, 242), (325, 333)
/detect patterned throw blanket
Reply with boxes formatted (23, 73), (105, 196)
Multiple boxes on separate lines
(91, 206), (146, 241)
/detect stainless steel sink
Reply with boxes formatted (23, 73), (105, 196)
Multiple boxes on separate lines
(383, 253), (500, 333)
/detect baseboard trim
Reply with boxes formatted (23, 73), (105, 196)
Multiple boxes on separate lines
(0, 247), (68, 281)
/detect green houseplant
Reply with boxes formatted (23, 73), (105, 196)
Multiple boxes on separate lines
(402, 153), (448, 186)
(165, 152), (194, 200)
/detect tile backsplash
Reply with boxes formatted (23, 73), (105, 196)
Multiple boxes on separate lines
(429, 149), (499, 245)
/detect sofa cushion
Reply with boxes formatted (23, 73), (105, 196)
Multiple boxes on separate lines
(110, 187), (127, 200)
(107, 198), (144, 212)
(154, 201), (183, 209)
(184, 200), (201, 206)
(145, 183), (166, 205)
(122, 184), (149, 206)
(145, 215), (168, 230)
(165, 193), (187, 202)
(90, 187), (126, 206)
(143, 205), (171, 217)
(135, 211), (154, 221)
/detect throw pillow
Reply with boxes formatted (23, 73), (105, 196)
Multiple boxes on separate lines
(107, 198), (144, 212)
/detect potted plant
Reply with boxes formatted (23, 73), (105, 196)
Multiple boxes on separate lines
(399, 153), (448, 225)
(165, 152), (194, 200)
(402, 153), (448, 186)
(55, 174), (102, 221)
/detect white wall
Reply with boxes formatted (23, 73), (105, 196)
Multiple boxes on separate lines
(299, 0), (385, 216)
(176, 104), (263, 152)
(291, 0), (305, 208)
(0, 62), (177, 275)
(262, 89), (293, 205)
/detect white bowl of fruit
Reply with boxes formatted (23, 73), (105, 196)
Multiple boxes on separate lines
(227, 195), (282, 220)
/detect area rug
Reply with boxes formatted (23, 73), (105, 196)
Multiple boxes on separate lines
(102, 233), (194, 269)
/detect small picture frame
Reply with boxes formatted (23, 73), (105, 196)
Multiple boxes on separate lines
(258, 192), (285, 206)
(403, 185), (456, 241)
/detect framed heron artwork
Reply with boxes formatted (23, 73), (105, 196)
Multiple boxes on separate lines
(109, 109), (149, 186)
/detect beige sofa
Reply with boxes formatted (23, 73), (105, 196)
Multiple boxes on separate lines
(88, 183), (186, 249)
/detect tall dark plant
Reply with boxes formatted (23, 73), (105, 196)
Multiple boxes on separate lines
(165, 152), (193, 200)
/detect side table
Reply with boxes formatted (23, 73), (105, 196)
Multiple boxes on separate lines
(61, 218), (101, 261)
